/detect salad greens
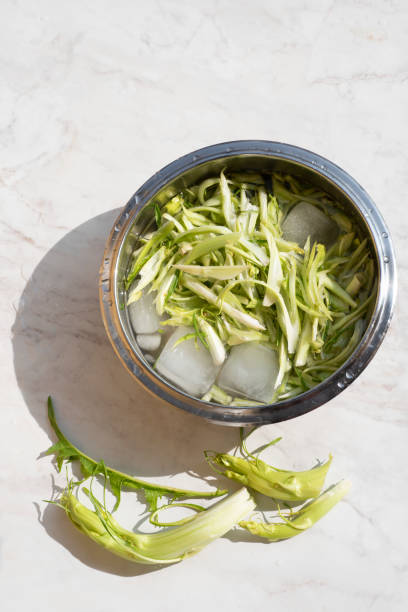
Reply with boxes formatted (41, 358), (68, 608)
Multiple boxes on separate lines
(126, 171), (376, 404)
(44, 399), (350, 565)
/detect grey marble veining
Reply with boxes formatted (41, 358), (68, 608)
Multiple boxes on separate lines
(1, 1), (407, 610)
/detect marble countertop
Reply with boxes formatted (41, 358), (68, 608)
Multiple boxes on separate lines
(2, 1), (407, 610)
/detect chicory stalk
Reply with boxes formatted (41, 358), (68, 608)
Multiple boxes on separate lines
(235, 253), (255, 301)
(126, 222), (174, 288)
(197, 316), (226, 366)
(345, 273), (364, 296)
(57, 481), (255, 565)
(182, 233), (242, 264)
(127, 247), (167, 305)
(155, 270), (178, 315)
(162, 211), (185, 233)
(275, 335), (291, 390)
(247, 210), (259, 235)
(173, 225), (231, 243)
(182, 276), (265, 331)
(320, 273), (357, 308)
(206, 451), (333, 502)
(302, 242), (328, 314)
(332, 212), (353, 233)
(305, 319), (364, 372)
(165, 194), (184, 214)
(227, 328), (269, 346)
(151, 253), (176, 292)
(201, 384), (233, 405)
(226, 244), (265, 267)
(240, 480), (351, 541)
(173, 264), (247, 280)
(262, 224), (283, 306)
(342, 238), (368, 274)
(271, 290), (300, 354)
(328, 294), (374, 335)
(198, 177), (220, 205)
(238, 236), (269, 266)
(230, 398), (265, 406)
(220, 171), (236, 230)
(258, 186), (269, 226)
(294, 314), (313, 367)
(182, 207), (210, 226)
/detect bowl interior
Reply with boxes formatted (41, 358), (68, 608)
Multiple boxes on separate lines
(112, 153), (380, 414)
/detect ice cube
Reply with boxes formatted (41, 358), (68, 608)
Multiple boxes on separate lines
(282, 201), (338, 248)
(128, 290), (161, 334)
(136, 333), (162, 352)
(217, 342), (278, 403)
(155, 326), (219, 396)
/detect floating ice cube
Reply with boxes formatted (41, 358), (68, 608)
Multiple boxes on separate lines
(282, 201), (338, 248)
(217, 342), (278, 403)
(155, 326), (219, 396)
(136, 333), (162, 352)
(128, 290), (161, 334)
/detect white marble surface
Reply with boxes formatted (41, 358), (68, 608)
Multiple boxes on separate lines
(1, 1), (408, 610)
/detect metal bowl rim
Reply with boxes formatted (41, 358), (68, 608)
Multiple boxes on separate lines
(99, 140), (397, 425)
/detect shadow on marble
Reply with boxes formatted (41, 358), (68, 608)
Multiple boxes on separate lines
(33, 500), (163, 577)
(12, 209), (240, 573)
(223, 528), (267, 545)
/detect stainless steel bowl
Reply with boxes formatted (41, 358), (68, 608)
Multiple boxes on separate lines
(99, 141), (397, 425)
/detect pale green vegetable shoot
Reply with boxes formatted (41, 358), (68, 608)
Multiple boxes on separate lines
(205, 450), (332, 502)
(44, 399), (351, 566)
(56, 481), (255, 565)
(240, 479), (351, 541)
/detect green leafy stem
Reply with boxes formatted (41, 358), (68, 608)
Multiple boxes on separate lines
(45, 397), (228, 511)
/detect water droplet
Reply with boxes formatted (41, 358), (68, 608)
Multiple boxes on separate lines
(192, 155), (198, 161)
(382, 232), (388, 238)
(345, 371), (353, 381)
(226, 147), (232, 152)
(383, 255), (390, 263)
(320, 165), (325, 170)
(337, 381), (345, 389)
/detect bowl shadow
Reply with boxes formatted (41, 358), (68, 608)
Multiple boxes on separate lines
(12, 209), (239, 574)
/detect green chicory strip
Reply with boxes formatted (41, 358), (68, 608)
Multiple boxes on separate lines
(183, 275), (265, 331)
(126, 221), (174, 289)
(173, 264), (248, 280)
